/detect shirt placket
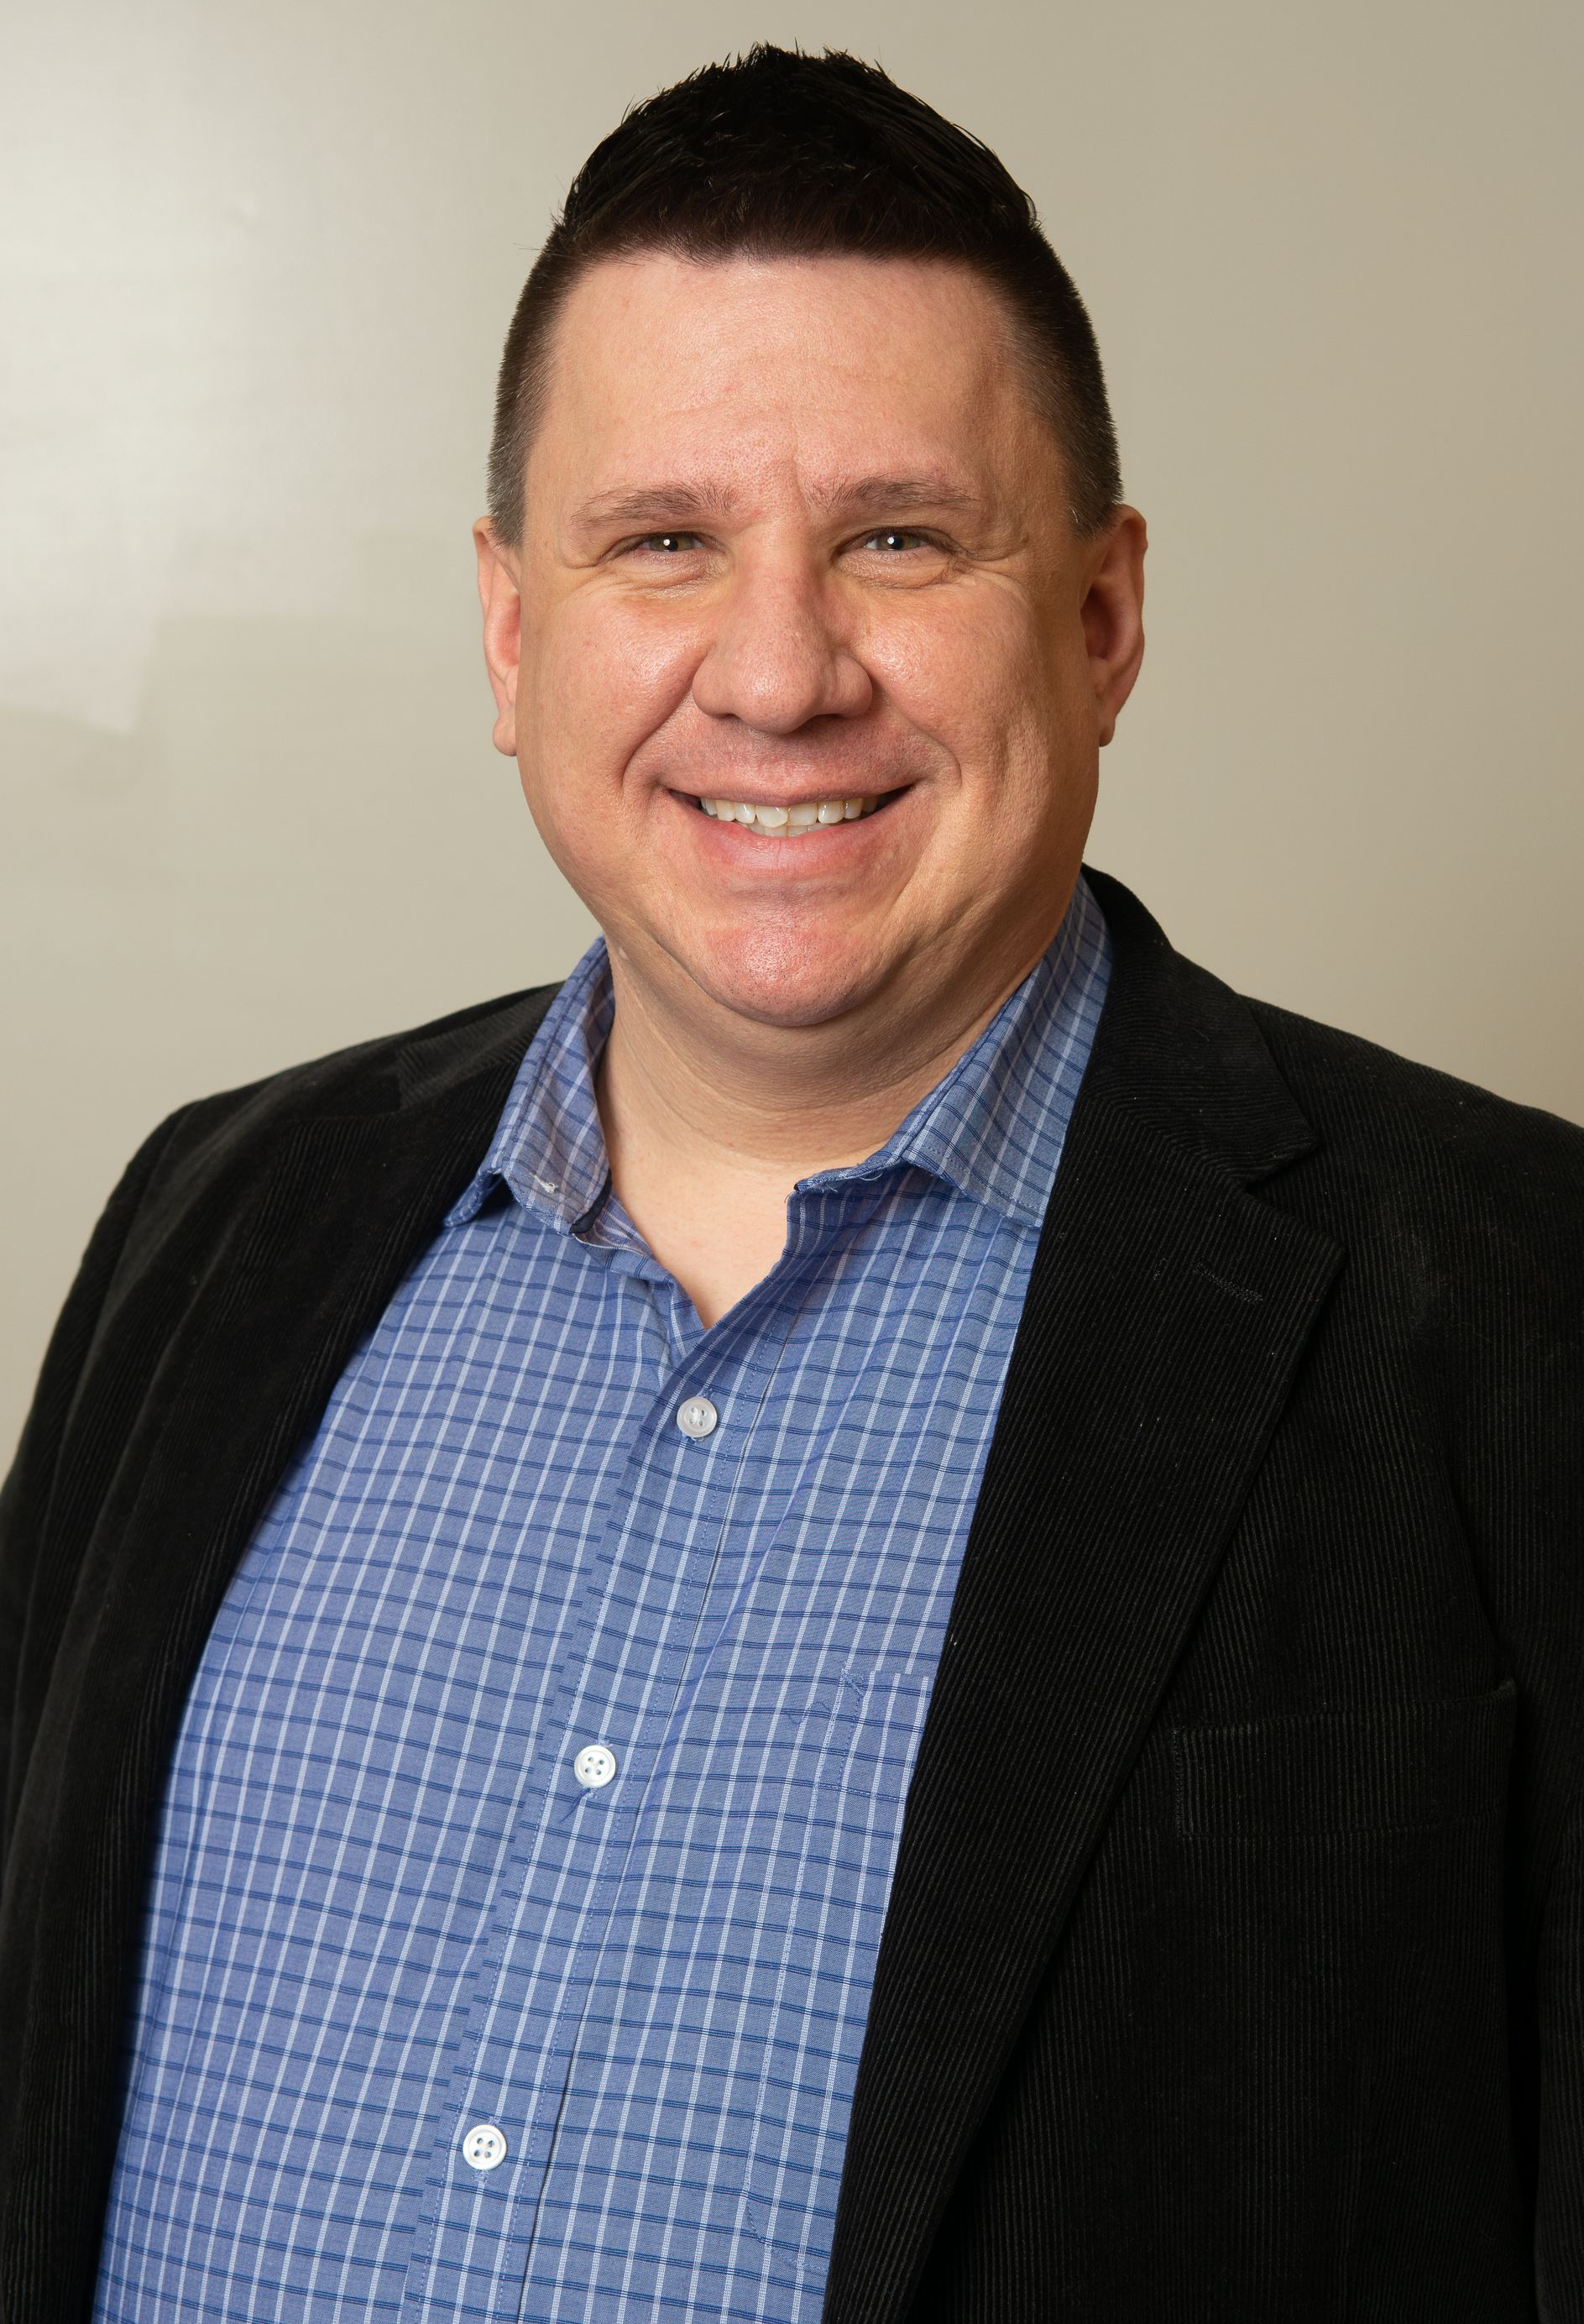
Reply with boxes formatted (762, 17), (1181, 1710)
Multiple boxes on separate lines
(397, 1258), (803, 2319)
(509, 1187), (889, 2316)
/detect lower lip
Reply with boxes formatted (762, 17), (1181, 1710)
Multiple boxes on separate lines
(668, 789), (910, 864)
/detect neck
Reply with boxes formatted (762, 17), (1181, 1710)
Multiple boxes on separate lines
(600, 945), (1043, 1183)
(592, 921), (1063, 1329)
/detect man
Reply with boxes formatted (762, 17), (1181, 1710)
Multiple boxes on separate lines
(2, 41), (1581, 2324)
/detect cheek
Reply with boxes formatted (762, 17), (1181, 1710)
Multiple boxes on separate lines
(865, 595), (1095, 882)
(520, 596), (700, 806)
(863, 591), (1054, 776)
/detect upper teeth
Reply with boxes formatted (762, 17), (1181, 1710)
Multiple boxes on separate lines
(700, 796), (878, 835)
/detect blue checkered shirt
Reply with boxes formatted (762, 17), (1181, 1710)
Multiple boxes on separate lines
(92, 877), (1111, 2323)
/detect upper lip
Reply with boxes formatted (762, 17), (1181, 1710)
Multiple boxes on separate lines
(675, 782), (908, 805)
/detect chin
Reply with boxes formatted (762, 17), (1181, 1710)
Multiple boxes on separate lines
(677, 921), (894, 1031)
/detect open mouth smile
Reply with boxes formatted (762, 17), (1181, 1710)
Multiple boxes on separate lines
(682, 789), (902, 837)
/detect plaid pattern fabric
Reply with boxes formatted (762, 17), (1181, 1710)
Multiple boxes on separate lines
(91, 878), (1110, 2323)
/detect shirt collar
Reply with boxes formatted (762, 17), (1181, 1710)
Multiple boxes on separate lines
(447, 873), (1111, 1238)
(798, 872), (1111, 1229)
(445, 940), (617, 1230)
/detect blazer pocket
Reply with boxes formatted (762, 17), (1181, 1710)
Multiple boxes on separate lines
(1170, 1678), (1516, 1840)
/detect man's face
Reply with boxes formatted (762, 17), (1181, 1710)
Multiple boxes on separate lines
(478, 252), (1144, 1035)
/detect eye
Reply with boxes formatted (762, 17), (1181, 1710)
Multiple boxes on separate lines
(630, 531), (703, 555)
(860, 528), (931, 553)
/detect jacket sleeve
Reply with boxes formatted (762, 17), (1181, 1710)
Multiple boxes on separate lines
(1539, 1790), (1584, 2316)
(0, 1108), (189, 1848)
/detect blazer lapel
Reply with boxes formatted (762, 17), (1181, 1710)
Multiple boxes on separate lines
(823, 877), (1344, 2324)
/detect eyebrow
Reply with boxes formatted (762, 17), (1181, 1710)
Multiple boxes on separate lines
(568, 484), (722, 534)
(813, 474), (989, 519)
(566, 472), (991, 537)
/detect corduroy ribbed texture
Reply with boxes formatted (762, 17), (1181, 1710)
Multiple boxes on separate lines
(3, 874), (1581, 2323)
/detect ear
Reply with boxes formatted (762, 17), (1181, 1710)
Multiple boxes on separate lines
(474, 517), (523, 757)
(1080, 506), (1147, 746)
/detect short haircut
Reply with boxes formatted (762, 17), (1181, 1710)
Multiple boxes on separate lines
(486, 46), (1121, 542)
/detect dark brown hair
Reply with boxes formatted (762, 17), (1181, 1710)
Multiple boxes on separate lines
(486, 46), (1121, 541)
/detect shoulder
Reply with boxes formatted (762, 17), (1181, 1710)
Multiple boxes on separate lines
(147, 981), (561, 1187)
(1084, 867), (1584, 1243)
(1241, 995), (1584, 1454)
(3, 981), (561, 1568)
(1247, 994), (1584, 1232)
(62, 983), (562, 1313)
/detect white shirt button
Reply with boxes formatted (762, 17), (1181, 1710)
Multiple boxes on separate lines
(573, 1742), (618, 1788)
(676, 1395), (718, 1439)
(461, 2122), (508, 2171)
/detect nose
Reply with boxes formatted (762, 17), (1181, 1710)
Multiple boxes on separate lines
(690, 555), (872, 733)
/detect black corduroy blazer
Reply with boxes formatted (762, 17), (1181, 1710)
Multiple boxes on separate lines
(3, 869), (1582, 2322)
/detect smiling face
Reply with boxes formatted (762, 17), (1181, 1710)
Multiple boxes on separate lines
(478, 251), (1145, 1047)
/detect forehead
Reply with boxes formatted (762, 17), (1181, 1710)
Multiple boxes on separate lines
(528, 249), (1050, 505)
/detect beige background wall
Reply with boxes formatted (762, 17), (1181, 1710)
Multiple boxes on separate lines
(3, 0), (1580, 1458)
